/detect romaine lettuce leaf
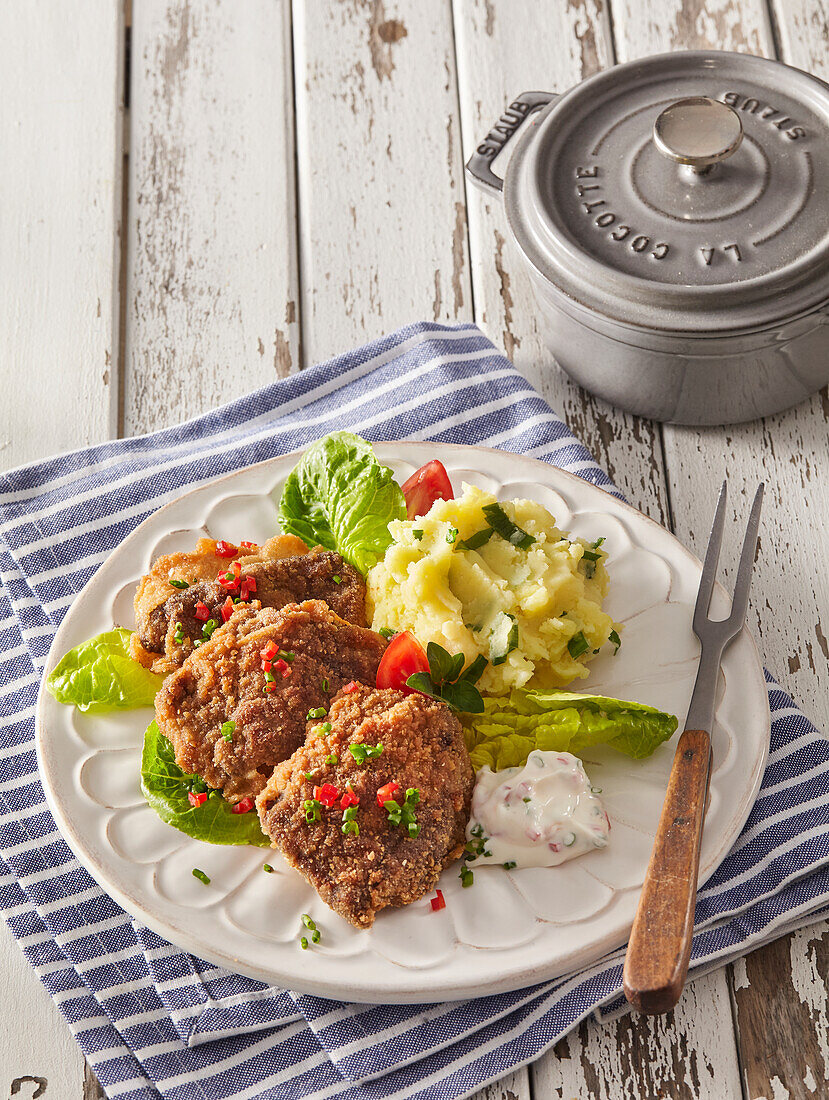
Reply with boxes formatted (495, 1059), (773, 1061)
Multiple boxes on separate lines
(277, 432), (406, 575)
(140, 721), (270, 847)
(463, 688), (678, 771)
(45, 628), (165, 712)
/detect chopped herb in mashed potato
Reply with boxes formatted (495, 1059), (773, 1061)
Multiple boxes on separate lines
(366, 484), (618, 695)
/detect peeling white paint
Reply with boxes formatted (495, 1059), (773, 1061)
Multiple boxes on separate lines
(733, 957), (750, 991)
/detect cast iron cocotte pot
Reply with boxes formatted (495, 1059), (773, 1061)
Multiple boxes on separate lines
(466, 51), (829, 425)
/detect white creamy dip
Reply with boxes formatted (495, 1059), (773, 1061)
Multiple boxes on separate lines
(466, 751), (610, 868)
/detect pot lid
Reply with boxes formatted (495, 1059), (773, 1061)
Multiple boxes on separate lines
(504, 51), (829, 333)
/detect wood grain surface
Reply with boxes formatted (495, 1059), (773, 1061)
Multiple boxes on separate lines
(624, 729), (713, 1015)
(2, 1), (828, 1098)
(0, 1), (125, 1095)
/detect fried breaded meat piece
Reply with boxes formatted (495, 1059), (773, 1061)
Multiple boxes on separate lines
(155, 601), (386, 803)
(256, 684), (474, 928)
(131, 534), (366, 674)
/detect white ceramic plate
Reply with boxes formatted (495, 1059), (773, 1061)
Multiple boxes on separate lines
(36, 443), (769, 1003)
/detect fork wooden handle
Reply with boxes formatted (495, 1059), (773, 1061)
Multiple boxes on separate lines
(623, 728), (712, 1014)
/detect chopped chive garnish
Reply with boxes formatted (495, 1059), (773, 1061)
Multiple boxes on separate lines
(321, 722), (333, 733)
(592, 537), (606, 548)
(342, 805), (359, 836)
(221, 720), (235, 742)
(277, 649), (295, 662)
(300, 936), (308, 950)
(264, 670), (275, 683)
(332, 574), (342, 584)
(301, 914), (316, 930)
(304, 798), (322, 822)
(326, 752), (338, 764)
(523, 797), (531, 803)
(263, 863), (274, 873)
(173, 622), (184, 646)
(503, 861), (517, 870)
(307, 707), (327, 720)
(459, 527), (494, 551)
(384, 787), (420, 834)
(481, 503), (535, 550)
(321, 678), (329, 692)
(609, 629), (621, 654)
(459, 865), (474, 888)
(567, 631), (590, 659)
(202, 618), (218, 639)
(349, 742), (383, 763)
(379, 627), (397, 639)
(412, 529), (424, 541)
(446, 527), (458, 544)
(169, 578), (189, 589)
(312, 929), (321, 943)
(192, 868), (210, 886)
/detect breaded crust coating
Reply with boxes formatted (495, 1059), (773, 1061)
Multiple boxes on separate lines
(256, 685), (474, 928)
(155, 601), (386, 803)
(131, 535), (365, 674)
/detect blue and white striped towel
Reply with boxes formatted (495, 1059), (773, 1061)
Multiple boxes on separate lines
(1, 322), (828, 1100)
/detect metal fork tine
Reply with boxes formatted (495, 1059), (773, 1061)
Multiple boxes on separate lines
(692, 481), (727, 633)
(725, 483), (764, 630)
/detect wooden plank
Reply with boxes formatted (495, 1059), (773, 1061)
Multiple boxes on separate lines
(293, 0), (473, 364)
(732, 926), (829, 1099)
(0, 0), (122, 468)
(612, 3), (829, 1099)
(453, 0), (670, 523)
(454, 2), (740, 1095)
(124, 0), (300, 432)
(0, 1), (125, 1094)
(537, 977), (743, 1098)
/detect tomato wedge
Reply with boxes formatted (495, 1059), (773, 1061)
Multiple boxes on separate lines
(400, 460), (453, 519)
(376, 631), (429, 693)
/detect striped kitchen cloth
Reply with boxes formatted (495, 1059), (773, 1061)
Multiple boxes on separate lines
(1, 321), (828, 1100)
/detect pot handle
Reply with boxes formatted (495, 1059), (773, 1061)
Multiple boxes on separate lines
(465, 91), (558, 196)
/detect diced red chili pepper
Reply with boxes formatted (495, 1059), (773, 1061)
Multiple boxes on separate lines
(376, 781), (401, 808)
(430, 889), (446, 912)
(221, 596), (235, 623)
(313, 783), (340, 808)
(218, 560), (242, 591)
(262, 659), (272, 672)
(240, 541), (258, 551)
(215, 540), (238, 557)
(339, 790), (360, 810)
(194, 601), (210, 622)
(239, 575), (257, 601)
(274, 658), (291, 678)
(342, 680), (360, 694)
(231, 797), (255, 814)
(261, 641), (278, 660)
(188, 791), (208, 808)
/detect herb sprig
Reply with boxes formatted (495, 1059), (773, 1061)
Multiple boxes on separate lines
(406, 643), (487, 713)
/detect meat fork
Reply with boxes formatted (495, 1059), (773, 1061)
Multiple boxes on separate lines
(623, 482), (764, 1014)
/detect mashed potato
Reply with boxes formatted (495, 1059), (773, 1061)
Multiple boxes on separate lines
(366, 484), (617, 695)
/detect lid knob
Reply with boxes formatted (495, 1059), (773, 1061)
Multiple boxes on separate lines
(653, 97), (743, 176)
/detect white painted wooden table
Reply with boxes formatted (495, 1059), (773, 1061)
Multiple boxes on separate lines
(2, 2), (828, 1098)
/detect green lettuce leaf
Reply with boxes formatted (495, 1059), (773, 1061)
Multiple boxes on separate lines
(140, 721), (270, 847)
(277, 432), (406, 575)
(463, 688), (678, 771)
(45, 628), (165, 712)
